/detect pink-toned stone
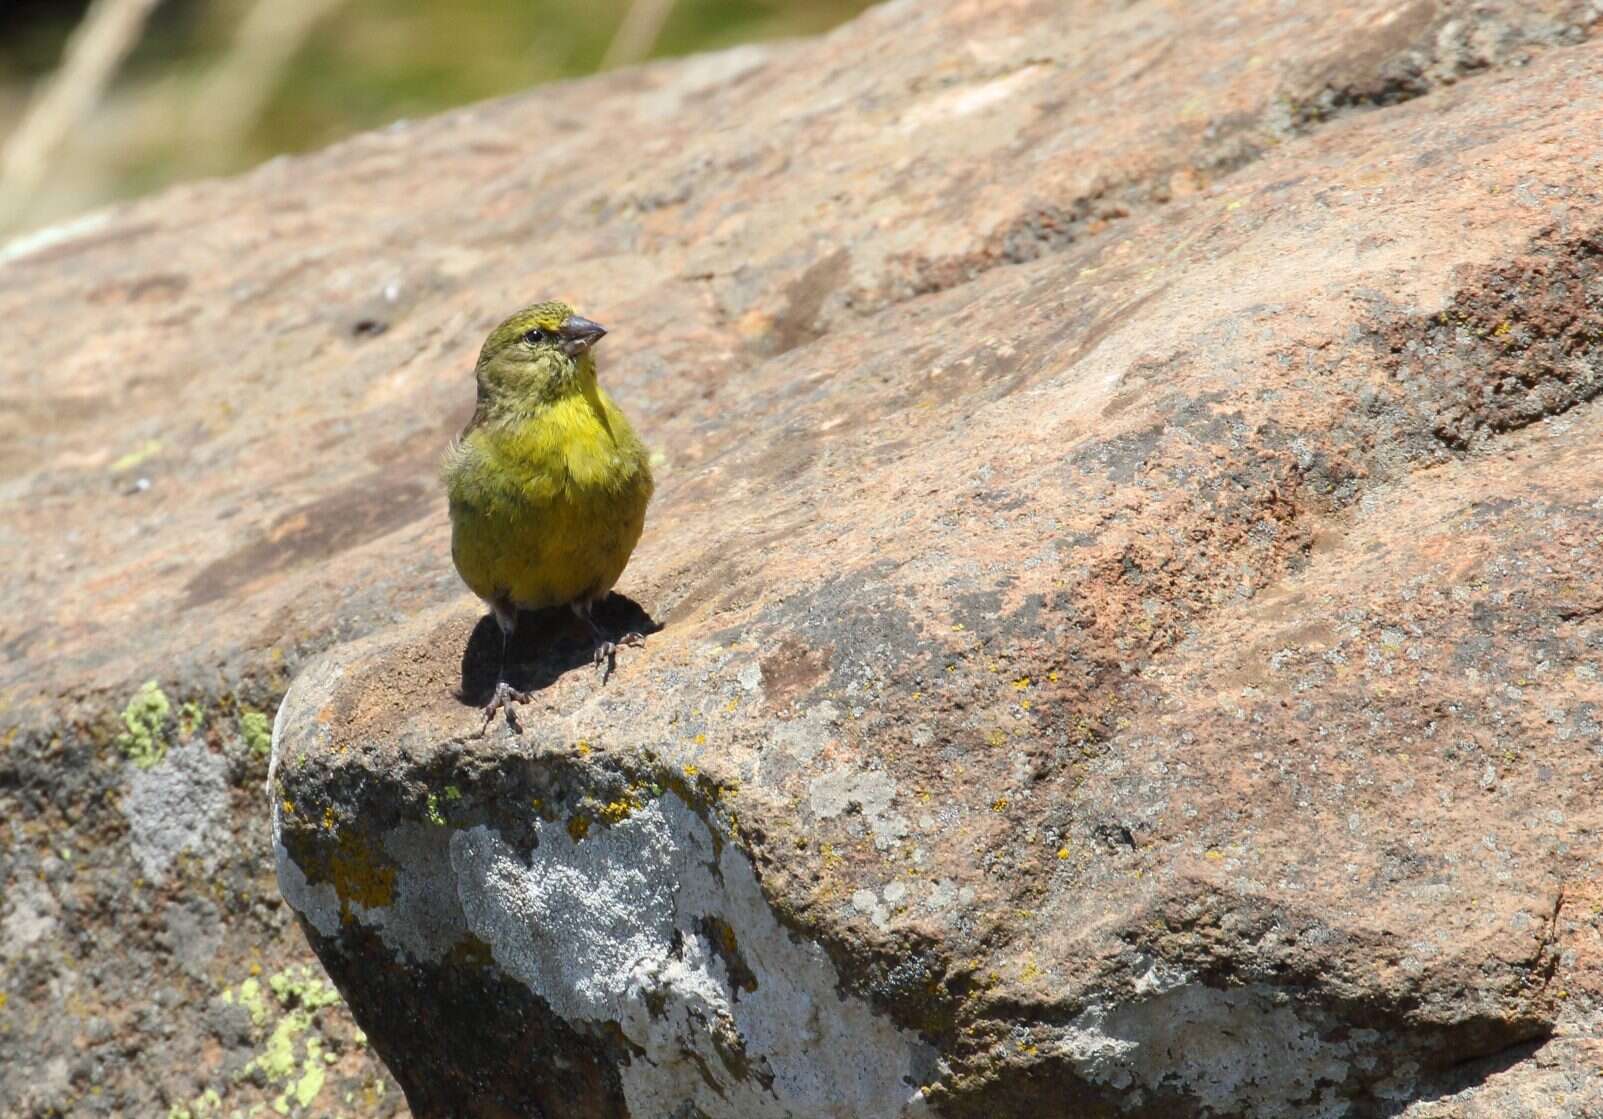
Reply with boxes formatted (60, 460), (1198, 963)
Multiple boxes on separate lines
(4, 1), (1602, 1116)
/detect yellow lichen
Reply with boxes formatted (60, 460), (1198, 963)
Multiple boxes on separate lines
(327, 833), (396, 911)
(599, 794), (642, 825)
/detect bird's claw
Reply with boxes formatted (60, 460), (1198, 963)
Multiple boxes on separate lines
(592, 631), (645, 684)
(477, 680), (532, 735)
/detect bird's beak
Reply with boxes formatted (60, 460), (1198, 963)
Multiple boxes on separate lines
(560, 315), (607, 356)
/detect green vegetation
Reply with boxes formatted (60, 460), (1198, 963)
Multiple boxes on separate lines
(0, 0), (875, 235)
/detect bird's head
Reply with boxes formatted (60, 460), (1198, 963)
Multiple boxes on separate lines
(474, 300), (608, 405)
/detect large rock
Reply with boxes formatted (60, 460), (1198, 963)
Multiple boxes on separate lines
(4, 0), (1603, 1116)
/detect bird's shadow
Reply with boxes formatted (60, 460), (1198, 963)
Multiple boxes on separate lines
(457, 593), (662, 707)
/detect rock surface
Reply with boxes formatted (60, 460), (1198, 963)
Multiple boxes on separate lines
(5, 0), (1603, 1116)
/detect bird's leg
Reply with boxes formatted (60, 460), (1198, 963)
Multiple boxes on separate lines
(478, 599), (531, 734)
(573, 598), (644, 685)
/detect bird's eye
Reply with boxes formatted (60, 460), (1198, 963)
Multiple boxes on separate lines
(522, 328), (547, 345)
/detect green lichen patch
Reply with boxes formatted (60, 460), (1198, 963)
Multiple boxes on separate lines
(229, 965), (345, 1116)
(178, 700), (206, 738)
(268, 965), (343, 1012)
(165, 1086), (221, 1119)
(117, 680), (172, 768)
(231, 976), (271, 1027)
(239, 709), (272, 756)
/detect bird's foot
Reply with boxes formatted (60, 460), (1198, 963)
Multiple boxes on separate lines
(477, 680), (532, 735)
(592, 631), (645, 685)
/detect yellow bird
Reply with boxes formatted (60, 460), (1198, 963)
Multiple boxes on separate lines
(443, 301), (654, 723)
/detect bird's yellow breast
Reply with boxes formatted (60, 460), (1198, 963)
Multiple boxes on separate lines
(445, 385), (653, 611)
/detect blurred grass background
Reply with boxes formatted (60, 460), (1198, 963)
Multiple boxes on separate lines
(0, 0), (874, 237)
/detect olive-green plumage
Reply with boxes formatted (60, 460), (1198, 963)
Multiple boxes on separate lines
(444, 301), (653, 630)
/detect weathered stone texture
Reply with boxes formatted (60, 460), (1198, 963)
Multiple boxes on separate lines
(5, 0), (1603, 1116)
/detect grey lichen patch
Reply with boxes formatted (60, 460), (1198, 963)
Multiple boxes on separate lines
(278, 790), (935, 1117)
(349, 822), (470, 966)
(163, 897), (224, 979)
(1052, 968), (1362, 1116)
(760, 566), (933, 697)
(275, 838), (342, 939)
(452, 794), (934, 1117)
(121, 741), (230, 881)
(771, 701), (842, 766)
(809, 766), (911, 851)
(1, 876), (58, 955)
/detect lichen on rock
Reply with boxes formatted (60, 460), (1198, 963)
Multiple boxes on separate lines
(117, 679), (173, 768)
(7, 0), (1603, 1116)
(121, 741), (230, 881)
(273, 745), (936, 1118)
(221, 965), (345, 1115)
